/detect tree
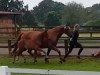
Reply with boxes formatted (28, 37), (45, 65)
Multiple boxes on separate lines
(62, 2), (87, 25)
(44, 11), (61, 26)
(8, 0), (24, 12)
(0, 0), (9, 11)
(33, 0), (65, 24)
(84, 4), (100, 26)
(92, 4), (100, 11)
(22, 11), (37, 27)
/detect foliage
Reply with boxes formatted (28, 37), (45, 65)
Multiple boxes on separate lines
(0, 0), (24, 11)
(8, 0), (24, 12)
(33, 0), (65, 24)
(44, 11), (61, 26)
(0, 0), (9, 11)
(22, 11), (37, 27)
(0, 0), (37, 27)
(84, 20), (100, 26)
(62, 2), (87, 25)
(84, 4), (100, 26)
(0, 0), (100, 27)
(92, 4), (100, 11)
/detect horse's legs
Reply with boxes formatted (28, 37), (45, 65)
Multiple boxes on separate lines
(63, 47), (73, 62)
(11, 45), (18, 55)
(27, 50), (37, 63)
(21, 53), (26, 63)
(51, 46), (63, 63)
(13, 53), (16, 64)
(47, 43), (62, 63)
(33, 50), (38, 63)
(35, 47), (49, 63)
(13, 48), (19, 63)
(13, 48), (26, 63)
(13, 51), (20, 64)
(45, 48), (51, 63)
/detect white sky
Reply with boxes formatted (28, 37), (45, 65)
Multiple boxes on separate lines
(22, 0), (100, 10)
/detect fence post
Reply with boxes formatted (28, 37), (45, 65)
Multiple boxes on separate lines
(8, 39), (12, 56)
(90, 32), (93, 37)
(0, 66), (11, 75)
(64, 39), (68, 55)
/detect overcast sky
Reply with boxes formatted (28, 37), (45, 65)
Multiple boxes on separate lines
(23, 0), (100, 9)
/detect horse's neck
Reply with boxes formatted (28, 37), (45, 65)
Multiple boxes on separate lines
(57, 30), (63, 40)
(51, 27), (64, 39)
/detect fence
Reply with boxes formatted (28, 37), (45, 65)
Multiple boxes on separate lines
(0, 26), (100, 37)
(0, 26), (100, 55)
(7, 37), (100, 55)
(0, 66), (100, 75)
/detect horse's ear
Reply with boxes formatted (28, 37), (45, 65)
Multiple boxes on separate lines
(64, 26), (70, 30)
(67, 26), (70, 29)
(64, 26), (66, 29)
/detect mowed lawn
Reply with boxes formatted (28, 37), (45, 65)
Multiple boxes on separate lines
(0, 55), (99, 75)
(0, 55), (100, 71)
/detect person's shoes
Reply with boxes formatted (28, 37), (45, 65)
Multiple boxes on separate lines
(91, 54), (94, 57)
(76, 56), (81, 59)
(62, 58), (66, 62)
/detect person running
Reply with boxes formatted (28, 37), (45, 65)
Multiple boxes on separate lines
(63, 24), (83, 61)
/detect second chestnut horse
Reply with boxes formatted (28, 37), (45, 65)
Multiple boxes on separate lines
(12, 25), (70, 63)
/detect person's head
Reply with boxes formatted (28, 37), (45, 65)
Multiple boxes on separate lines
(74, 24), (80, 31)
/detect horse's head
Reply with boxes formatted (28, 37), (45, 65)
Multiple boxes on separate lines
(63, 25), (72, 37)
(52, 25), (70, 37)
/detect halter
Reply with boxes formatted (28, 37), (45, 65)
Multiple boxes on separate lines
(64, 26), (70, 30)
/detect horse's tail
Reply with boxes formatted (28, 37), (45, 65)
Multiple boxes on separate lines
(10, 33), (24, 55)
(10, 33), (23, 48)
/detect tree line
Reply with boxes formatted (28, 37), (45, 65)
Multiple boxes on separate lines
(0, 0), (100, 27)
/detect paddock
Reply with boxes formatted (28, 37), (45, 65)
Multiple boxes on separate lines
(0, 26), (100, 75)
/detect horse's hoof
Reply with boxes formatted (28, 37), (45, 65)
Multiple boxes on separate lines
(45, 61), (49, 63)
(12, 62), (15, 64)
(45, 58), (49, 63)
(9, 52), (13, 56)
(62, 59), (66, 62)
(59, 60), (63, 64)
(33, 60), (37, 63)
(76, 56), (81, 59)
(45, 60), (49, 63)
(24, 61), (26, 63)
(91, 54), (94, 57)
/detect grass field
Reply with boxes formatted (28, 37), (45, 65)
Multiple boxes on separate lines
(0, 55), (98, 75)
(0, 55), (100, 71)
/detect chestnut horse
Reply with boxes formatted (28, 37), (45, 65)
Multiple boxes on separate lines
(12, 25), (70, 63)
(12, 30), (48, 63)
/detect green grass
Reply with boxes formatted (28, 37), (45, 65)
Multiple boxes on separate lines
(0, 55), (100, 71)
(0, 56), (100, 75)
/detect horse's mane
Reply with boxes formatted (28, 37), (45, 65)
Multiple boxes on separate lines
(50, 25), (65, 32)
